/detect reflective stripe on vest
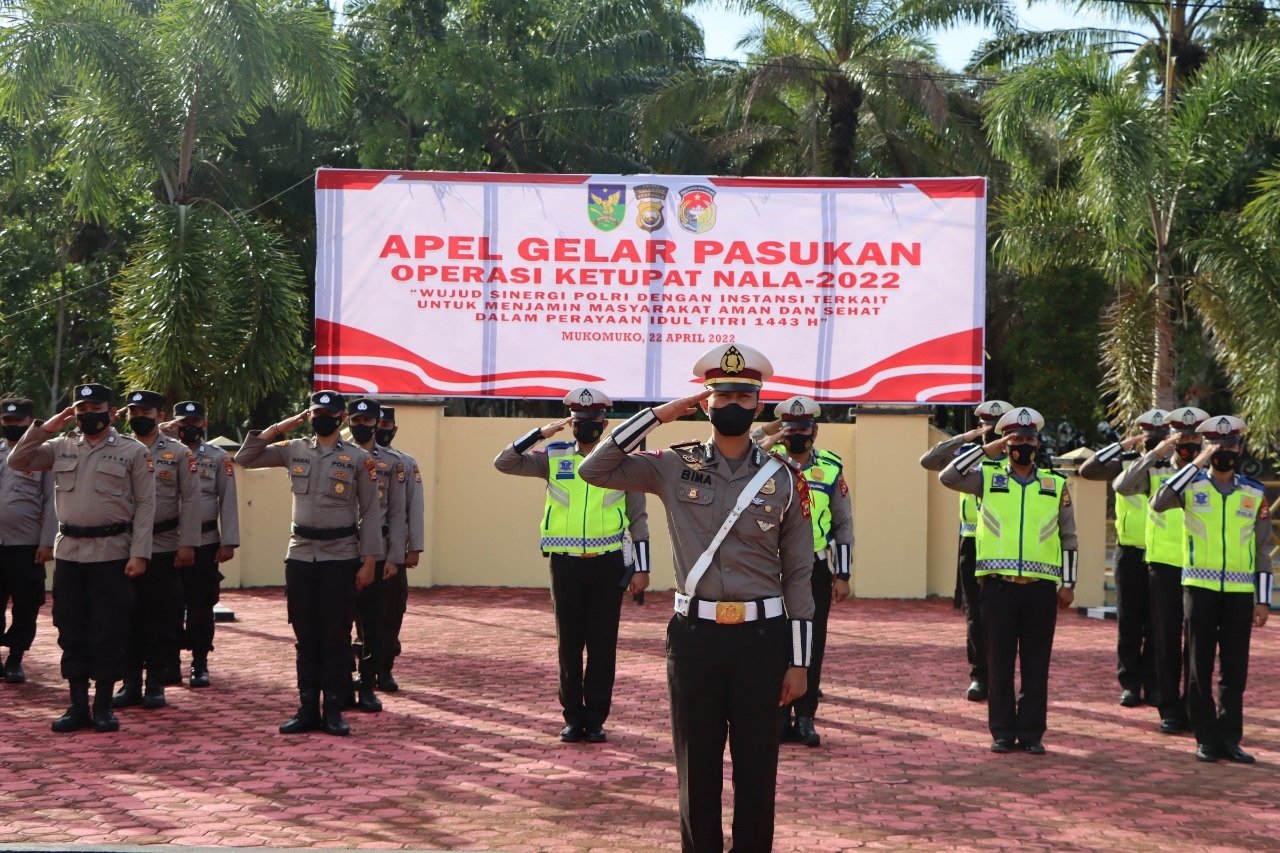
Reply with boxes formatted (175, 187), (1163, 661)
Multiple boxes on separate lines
(959, 494), (978, 538)
(1145, 469), (1183, 566)
(975, 465), (1065, 581)
(540, 443), (627, 554)
(1180, 475), (1262, 594)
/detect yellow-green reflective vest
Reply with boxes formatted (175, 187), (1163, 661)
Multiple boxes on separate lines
(1181, 475), (1264, 594)
(540, 442), (627, 555)
(959, 494), (978, 538)
(1114, 460), (1147, 548)
(776, 446), (844, 552)
(1145, 468), (1183, 566)
(975, 465), (1066, 581)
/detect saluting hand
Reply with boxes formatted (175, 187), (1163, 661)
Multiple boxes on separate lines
(963, 424), (990, 442)
(778, 666), (807, 706)
(157, 419), (181, 437)
(277, 411), (309, 433)
(654, 390), (712, 424)
(43, 406), (76, 432)
(1154, 434), (1180, 459)
(983, 435), (1008, 457)
(1193, 444), (1216, 468)
(539, 418), (570, 439)
(1119, 434), (1145, 451)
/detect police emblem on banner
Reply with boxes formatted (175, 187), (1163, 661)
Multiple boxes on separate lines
(677, 185), (717, 233)
(634, 184), (668, 232)
(588, 184), (626, 232)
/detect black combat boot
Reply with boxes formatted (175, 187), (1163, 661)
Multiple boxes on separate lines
(4, 649), (26, 684)
(142, 667), (167, 709)
(279, 689), (322, 734)
(377, 659), (399, 692)
(51, 682), (92, 733)
(113, 669), (144, 708)
(93, 682), (120, 732)
(321, 690), (350, 736)
(356, 665), (383, 712)
(794, 715), (821, 747)
(163, 655), (182, 686)
(189, 653), (210, 688)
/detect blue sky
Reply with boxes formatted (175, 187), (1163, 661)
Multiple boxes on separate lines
(691, 1), (1118, 71)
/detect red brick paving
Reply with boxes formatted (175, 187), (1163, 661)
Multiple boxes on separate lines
(0, 588), (1277, 851)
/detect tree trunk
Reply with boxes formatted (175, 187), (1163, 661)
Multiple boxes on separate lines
(1152, 248), (1176, 410)
(50, 246), (68, 412)
(825, 76), (862, 178)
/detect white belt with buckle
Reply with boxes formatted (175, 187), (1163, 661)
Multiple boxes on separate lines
(674, 593), (784, 624)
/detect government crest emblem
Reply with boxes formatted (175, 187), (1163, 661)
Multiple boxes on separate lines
(677, 185), (717, 233)
(634, 184), (668, 232)
(588, 184), (626, 232)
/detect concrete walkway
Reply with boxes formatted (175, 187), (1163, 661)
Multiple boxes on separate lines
(0, 588), (1276, 851)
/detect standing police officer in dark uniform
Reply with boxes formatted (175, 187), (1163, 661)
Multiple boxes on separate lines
(8, 383), (156, 733)
(0, 398), (55, 684)
(579, 345), (814, 853)
(940, 407), (1077, 754)
(114, 390), (200, 710)
(373, 406), (424, 692)
(919, 400), (1011, 702)
(1079, 409), (1167, 707)
(235, 391), (381, 736)
(169, 400), (239, 688)
(496, 387), (650, 744)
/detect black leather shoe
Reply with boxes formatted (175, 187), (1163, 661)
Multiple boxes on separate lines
(52, 683), (92, 733)
(4, 651), (25, 684)
(280, 690), (322, 734)
(142, 680), (167, 710)
(1195, 744), (1220, 763)
(189, 656), (210, 688)
(1119, 689), (1141, 707)
(321, 692), (350, 736)
(1021, 742), (1046, 755)
(1222, 744), (1256, 764)
(990, 739), (1015, 754)
(93, 683), (120, 733)
(113, 679), (143, 708)
(356, 684), (383, 713)
(377, 670), (399, 692)
(163, 658), (182, 686)
(795, 715), (821, 747)
(1159, 718), (1183, 735)
(559, 723), (585, 743)
(584, 726), (607, 744)
(966, 681), (988, 702)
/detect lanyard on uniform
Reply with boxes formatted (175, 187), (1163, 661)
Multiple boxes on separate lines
(681, 457), (784, 598)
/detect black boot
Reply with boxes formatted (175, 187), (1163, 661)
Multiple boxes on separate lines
(4, 649), (25, 684)
(321, 691), (350, 736)
(142, 668), (167, 709)
(377, 664), (399, 693)
(356, 666), (383, 712)
(794, 715), (821, 747)
(189, 654), (210, 688)
(163, 655), (182, 686)
(279, 689), (322, 734)
(113, 670), (144, 708)
(93, 682), (120, 732)
(51, 682), (92, 733)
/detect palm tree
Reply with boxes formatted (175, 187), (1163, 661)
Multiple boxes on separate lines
(0, 0), (349, 414)
(985, 45), (1280, 420)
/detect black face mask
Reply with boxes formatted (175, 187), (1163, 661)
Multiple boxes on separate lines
(350, 423), (377, 444)
(311, 414), (340, 437)
(1175, 443), (1201, 462)
(375, 428), (395, 448)
(783, 434), (814, 455)
(179, 425), (204, 445)
(1008, 443), (1037, 466)
(708, 403), (756, 437)
(1144, 436), (1165, 452)
(129, 416), (157, 437)
(1, 425), (27, 443)
(572, 421), (605, 445)
(77, 411), (110, 437)
(1210, 450), (1238, 472)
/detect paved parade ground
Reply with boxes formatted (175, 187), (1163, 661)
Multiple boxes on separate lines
(0, 587), (1277, 852)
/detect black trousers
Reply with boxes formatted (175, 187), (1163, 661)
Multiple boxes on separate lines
(354, 560), (388, 676)
(548, 551), (625, 727)
(980, 578), (1058, 744)
(180, 542), (223, 654)
(126, 551), (182, 673)
(52, 558), (134, 683)
(1184, 586), (1255, 749)
(1148, 562), (1189, 723)
(667, 612), (789, 853)
(1114, 544), (1156, 696)
(957, 536), (986, 683)
(0, 545), (46, 652)
(285, 559), (358, 693)
(792, 556), (832, 717)
(384, 565), (409, 664)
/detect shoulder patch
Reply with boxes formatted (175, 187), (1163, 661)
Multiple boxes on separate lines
(223, 458), (234, 479)
(413, 464), (422, 483)
(146, 454), (154, 473)
(273, 439), (289, 447)
(639, 449), (665, 458)
(837, 473), (849, 497)
(187, 450), (198, 474)
(363, 456), (378, 481)
(1062, 487), (1072, 507)
(396, 461), (405, 483)
(670, 440), (701, 449)
(795, 471), (811, 519)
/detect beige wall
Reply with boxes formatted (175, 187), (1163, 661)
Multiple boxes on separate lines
(223, 407), (1106, 606)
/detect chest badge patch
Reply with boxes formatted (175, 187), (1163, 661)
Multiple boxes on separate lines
(291, 466), (306, 474)
(809, 468), (824, 482)
(756, 519), (776, 531)
(337, 454), (352, 462)
(760, 478), (776, 495)
(334, 483), (346, 494)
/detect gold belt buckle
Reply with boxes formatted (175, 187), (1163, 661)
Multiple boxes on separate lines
(715, 601), (747, 624)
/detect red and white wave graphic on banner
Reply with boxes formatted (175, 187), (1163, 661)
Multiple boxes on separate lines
(314, 320), (603, 396)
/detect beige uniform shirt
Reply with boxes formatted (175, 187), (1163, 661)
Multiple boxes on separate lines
(140, 434), (201, 554)
(396, 448), (426, 556)
(364, 444), (407, 563)
(7, 425), (156, 562)
(578, 409), (814, 619)
(0, 438), (56, 548)
(235, 432), (381, 561)
(192, 442), (240, 547)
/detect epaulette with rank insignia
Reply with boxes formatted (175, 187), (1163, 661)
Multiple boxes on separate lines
(670, 440), (705, 467)
(362, 456), (378, 481)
